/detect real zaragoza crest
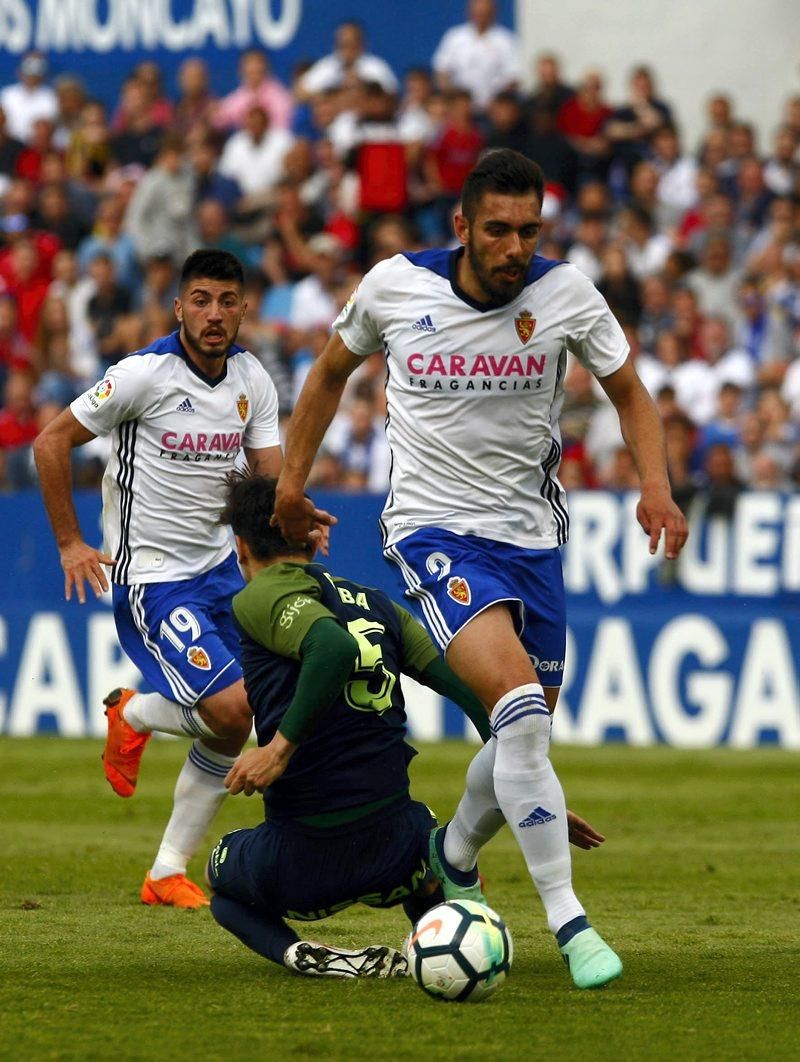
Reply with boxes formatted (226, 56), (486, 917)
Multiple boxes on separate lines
(447, 577), (471, 605)
(236, 392), (248, 423)
(514, 310), (536, 345)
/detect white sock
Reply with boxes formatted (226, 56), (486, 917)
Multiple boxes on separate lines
(123, 691), (216, 738)
(491, 684), (585, 935)
(443, 740), (505, 872)
(149, 741), (235, 880)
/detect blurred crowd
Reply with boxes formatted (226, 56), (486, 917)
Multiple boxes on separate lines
(0, 0), (798, 510)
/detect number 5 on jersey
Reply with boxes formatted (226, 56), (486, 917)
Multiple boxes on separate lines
(344, 618), (397, 714)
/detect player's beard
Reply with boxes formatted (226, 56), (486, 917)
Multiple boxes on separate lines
(466, 234), (530, 306)
(181, 317), (240, 364)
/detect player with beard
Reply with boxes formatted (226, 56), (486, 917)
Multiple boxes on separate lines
(35, 249), (330, 908)
(273, 149), (688, 988)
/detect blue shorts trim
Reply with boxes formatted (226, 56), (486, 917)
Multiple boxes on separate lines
(112, 553), (244, 707)
(385, 528), (566, 686)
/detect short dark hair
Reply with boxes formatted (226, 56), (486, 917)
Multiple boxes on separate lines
(461, 149), (545, 222)
(180, 249), (244, 291)
(220, 472), (313, 561)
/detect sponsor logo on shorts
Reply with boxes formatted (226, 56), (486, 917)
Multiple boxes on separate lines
(209, 841), (228, 875)
(514, 309), (536, 345)
(446, 576), (471, 605)
(531, 655), (564, 673)
(187, 645), (211, 670)
(236, 392), (249, 423)
(84, 378), (115, 410)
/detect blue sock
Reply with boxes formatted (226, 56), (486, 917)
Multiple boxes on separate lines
(556, 914), (591, 948)
(210, 894), (299, 967)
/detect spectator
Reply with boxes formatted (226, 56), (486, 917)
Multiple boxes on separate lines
(686, 235), (742, 324)
(566, 212), (608, 284)
(135, 254), (179, 319)
(556, 70), (613, 183)
(0, 368), (39, 489)
(188, 133), (242, 214)
(125, 134), (194, 265)
(485, 92), (533, 156)
(218, 105), (294, 199)
(76, 194), (139, 292)
(617, 205), (672, 280)
(0, 107), (24, 191)
(0, 295), (32, 392)
(215, 49), (293, 132)
(298, 21), (398, 100)
(129, 61), (174, 130)
(703, 443), (745, 519)
(637, 274), (674, 351)
(110, 77), (163, 168)
(65, 100), (114, 188)
(195, 199), (252, 264)
(397, 68), (437, 147)
(431, 0), (522, 112)
(0, 239), (50, 342)
(289, 233), (346, 335)
(52, 75), (86, 151)
(86, 253), (132, 372)
(325, 393), (391, 492)
(526, 106), (578, 197)
(651, 124), (699, 228)
(13, 117), (58, 184)
(763, 125), (799, 197)
(605, 65), (673, 185)
(596, 243), (641, 326)
(422, 89), (484, 238)
(699, 313), (755, 394)
(174, 58), (217, 139)
(0, 52), (58, 144)
(34, 182), (88, 251)
(698, 381), (745, 457)
(733, 156), (773, 240)
(664, 412), (701, 512)
(527, 52), (573, 121)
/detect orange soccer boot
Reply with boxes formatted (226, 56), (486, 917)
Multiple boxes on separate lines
(102, 688), (151, 798)
(141, 873), (210, 909)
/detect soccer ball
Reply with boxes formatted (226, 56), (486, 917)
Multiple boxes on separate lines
(405, 900), (513, 1003)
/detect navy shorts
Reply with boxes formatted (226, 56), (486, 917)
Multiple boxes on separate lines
(207, 798), (436, 921)
(112, 553), (244, 709)
(385, 527), (566, 686)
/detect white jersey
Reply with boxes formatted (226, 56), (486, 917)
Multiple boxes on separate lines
(70, 331), (280, 585)
(334, 251), (628, 550)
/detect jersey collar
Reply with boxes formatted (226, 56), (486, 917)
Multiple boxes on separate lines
(449, 249), (566, 313)
(170, 329), (244, 388)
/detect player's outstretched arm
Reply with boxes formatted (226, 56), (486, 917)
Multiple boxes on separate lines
(275, 332), (363, 544)
(599, 357), (688, 560)
(33, 409), (114, 603)
(226, 618), (358, 795)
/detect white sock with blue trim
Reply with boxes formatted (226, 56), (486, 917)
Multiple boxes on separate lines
(124, 692), (216, 738)
(491, 684), (585, 935)
(149, 740), (235, 881)
(443, 739), (505, 872)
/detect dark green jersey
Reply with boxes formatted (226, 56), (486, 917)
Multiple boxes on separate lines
(233, 562), (439, 821)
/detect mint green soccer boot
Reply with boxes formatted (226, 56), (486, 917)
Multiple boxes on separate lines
(559, 922), (623, 989)
(427, 825), (487, 905)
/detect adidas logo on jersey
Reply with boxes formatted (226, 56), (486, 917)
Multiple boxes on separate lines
(176, 397), (196, 414)
(518, 806), (556, 828)
(411, 314), (436, 333)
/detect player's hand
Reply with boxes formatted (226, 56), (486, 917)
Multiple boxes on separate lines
(225, 734), (297, 796)
(60, 541), (115, 604)
(273, 481), (337, 551)
(566, 810), (605, 850)
(637, 481), (688, 560)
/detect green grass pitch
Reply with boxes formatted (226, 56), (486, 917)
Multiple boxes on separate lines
(1, 738), (797, 1061)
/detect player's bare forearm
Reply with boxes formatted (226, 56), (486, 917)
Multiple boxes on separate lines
(275, 333), (363, 541)
(33, 410), (114, 601)
(600, 358), (688, 559)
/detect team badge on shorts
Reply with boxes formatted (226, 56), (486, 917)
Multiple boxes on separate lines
(187, 645), (211, 670)
(236, 393), (249, 423)
(514, 310), (536, 345)
(447, 576), (471, 605)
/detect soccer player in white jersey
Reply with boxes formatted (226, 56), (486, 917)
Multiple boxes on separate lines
(34, 249), (313, 908)
(274, 150), (688, 988)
